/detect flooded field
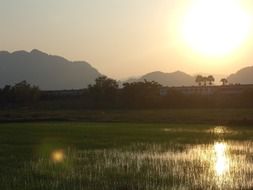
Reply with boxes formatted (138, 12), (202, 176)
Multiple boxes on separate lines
(0, 123), (253, 189)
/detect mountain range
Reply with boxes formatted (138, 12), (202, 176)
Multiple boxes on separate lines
(0, 49), (101, 90)
(0, 49), (253, 90)
(227, 66), (253, 85)
(127, 68), (253, 86)
(125, 71), (195, 86)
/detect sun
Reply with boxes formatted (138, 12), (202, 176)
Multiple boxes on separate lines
(182, 0), (252, 56)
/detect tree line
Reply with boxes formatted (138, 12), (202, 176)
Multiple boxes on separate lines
(43, 76), (253, 109)
(0, 76), (253, 109)
(0, 81), (40, 107)
(195, 75), (228, 86)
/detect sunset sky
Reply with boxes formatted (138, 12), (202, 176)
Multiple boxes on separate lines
(1, 0), (253, 79)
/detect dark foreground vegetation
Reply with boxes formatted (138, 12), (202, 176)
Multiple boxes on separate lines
(1, 77), (253, 124)
(0, 109), (253, 125)
(1, 77), (253, 110)
(1, 122), (253, 189)
(1, 78), (253, 189)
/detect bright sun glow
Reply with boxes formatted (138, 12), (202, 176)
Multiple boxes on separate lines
(182, 0), (252, 56)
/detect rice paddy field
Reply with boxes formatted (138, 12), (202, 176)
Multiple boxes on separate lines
(1, 122), (253, 189)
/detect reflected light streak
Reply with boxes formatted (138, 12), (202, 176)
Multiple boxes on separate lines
(214, 143), (229, 176)
(213, 126), (226, 134)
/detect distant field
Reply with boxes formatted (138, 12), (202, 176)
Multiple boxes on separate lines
(0, 122), (253, 189)
(0, 109), (253, 125)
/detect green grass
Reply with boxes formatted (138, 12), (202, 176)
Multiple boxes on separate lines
(0, 108), (253, 124)
(0, 122), (253, 189)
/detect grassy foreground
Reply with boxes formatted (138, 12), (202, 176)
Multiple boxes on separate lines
(0, 109), (253, 124)
(1, 122), (253, 189)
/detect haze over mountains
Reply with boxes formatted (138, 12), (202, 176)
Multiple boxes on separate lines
(126, 71), (195, 86)
(129, 68), (253, 86)
(0, 49), (101, 90)
(0, 49), (253, 90)
(228, 66), (253, 85)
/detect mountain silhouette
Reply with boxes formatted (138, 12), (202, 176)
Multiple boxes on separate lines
(0, 49), (102, 90)
(125, 71), (195, 86)
(228, 66), (253, 84)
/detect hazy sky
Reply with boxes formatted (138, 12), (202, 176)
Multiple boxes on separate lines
(1, 0), (253, 79)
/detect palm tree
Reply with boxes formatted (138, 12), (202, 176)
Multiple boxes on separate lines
(202, 77), (208, 86)
(195, 75), (203, 86)
(220, 78), (228, 86)
(207, 75), (215, 85)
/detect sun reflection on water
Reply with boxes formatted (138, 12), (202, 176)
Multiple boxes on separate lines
(213, 126), (226, 134)
(214, 142), (229, 176)
(27, 137), (253, 189)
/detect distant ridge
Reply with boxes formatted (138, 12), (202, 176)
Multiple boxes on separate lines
(0, 49), (102, 90)
(228, 66), (253, 84)
(1, 49), (253, 90)
(125, 71), (195, 86)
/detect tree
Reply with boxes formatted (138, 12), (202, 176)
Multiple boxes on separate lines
(0, 81), (40, 106)
(122, 80), (162, 108)
(195, 75), (203, 86)
(202, 77), (208, 86)
(90, 76), (119, 90)
(12, 80), (40, 104)
(207, 75), (215, 85)
(0, 85), (13, 105)
(88, 76), (119, 108)
(220, 78), (228, 86)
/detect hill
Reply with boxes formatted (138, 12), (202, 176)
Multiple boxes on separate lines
(125, 71), (195, 86)
(228, 66), (253, 84)
(0, 49), (101, 90)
